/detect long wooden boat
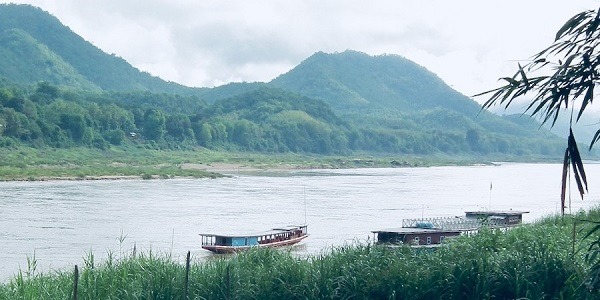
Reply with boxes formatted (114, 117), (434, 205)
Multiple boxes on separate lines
(199, 224), (308, 254)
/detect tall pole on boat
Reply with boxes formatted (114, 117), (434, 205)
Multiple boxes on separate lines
(303, 186), (307, 225)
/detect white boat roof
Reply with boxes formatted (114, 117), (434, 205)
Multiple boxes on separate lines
(372, 227), (462, 234)
(200, 224), (307, 238)
(465, 210), (529, 216)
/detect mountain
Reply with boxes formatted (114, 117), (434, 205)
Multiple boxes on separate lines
(0, 28), (99, 90)
(0, 4), (569, 157)
(271, 51), (481, 115)
(270, 50), (564, 154)
(0, 4), (197, 94)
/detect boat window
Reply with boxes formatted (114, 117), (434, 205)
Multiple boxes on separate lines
(414, 237), (419, 244)
(427, 237), (432, 245)
(440, 236), (445, 243)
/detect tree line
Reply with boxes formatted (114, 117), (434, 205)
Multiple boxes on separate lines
(0, 81), (565, 156)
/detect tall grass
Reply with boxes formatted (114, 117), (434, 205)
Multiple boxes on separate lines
(1, 210), (599, 299)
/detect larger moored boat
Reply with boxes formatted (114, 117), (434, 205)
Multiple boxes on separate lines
(372, 210), (528, 247)
(199, 224), (308, 254)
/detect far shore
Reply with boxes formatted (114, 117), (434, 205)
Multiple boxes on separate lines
(0, 160), (509, 182)
(0, 162), (337, 182)
(0, 161), (417, 182)
(0, 151), (565, 182)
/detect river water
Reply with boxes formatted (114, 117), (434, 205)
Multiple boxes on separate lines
(1, 163), (599, 280)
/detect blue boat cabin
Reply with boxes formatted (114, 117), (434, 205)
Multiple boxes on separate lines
(215, 236), (259, 247)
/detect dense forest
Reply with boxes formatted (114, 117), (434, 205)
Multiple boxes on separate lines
(0, 80), (566, 157)
(0, 4), (570, 158)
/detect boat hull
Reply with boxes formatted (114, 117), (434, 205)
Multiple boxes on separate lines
(202, 234), (308, 254)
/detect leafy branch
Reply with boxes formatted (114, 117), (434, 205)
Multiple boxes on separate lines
(475, 8), (600, 215)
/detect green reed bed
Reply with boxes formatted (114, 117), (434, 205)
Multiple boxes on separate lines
(1, 211), (598, 299)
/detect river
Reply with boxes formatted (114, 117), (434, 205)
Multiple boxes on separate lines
(1, 163), (599, 280)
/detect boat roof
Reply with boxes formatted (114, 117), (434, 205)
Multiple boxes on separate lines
(465, 210), (529, 216)
(200, 224), (306, 238)
(272, 224), (307, 231)
(372, 227), (462, 234)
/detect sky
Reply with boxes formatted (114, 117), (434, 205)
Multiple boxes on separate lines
(2, 0), (600, 104)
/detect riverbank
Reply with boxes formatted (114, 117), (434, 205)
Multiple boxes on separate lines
(0, 146), (549, 181)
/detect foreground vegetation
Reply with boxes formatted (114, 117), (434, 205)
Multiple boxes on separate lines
(1, 208), (599, 299)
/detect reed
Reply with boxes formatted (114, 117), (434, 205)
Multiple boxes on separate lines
(1, 209), (599, 299)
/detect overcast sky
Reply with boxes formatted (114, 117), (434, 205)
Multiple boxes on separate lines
(3, 1), (600, 103)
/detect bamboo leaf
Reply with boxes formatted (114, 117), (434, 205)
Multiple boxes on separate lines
(501, 77), (519, 86)
(589, 129), (600, 150)
(583, 223), (600, 240)
(550, 105), (561, 127)
(556, 11), (593, 40)
(556, 14), (580, 40)
(569, 129), (588, 186)
(477, 87), (498, 98)
(577, 84), (594, 122)
(571, 159), (585, 199)
(561, 54), (578, 71)
(569, 129), (588, 198)
(528, 96), (551, 116)
(518, 63), (529, 88)
(586, 10), (600, 36)
(473, 86), (502, 99)
(561, 147), (570, 216)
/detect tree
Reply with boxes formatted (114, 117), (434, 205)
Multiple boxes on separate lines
(165, 114), (194, 142)
(31, 81), (59, 104)
(103, 129), (126, 145)
(476, 8), (600, 216)
(195, 122), (212, 146)
(466, 128), (480, 151)
(476, 7), (600, 291)
(211, 121), (228, 144)
(59, 113), (86, 142)
(142, 109), (166, 141)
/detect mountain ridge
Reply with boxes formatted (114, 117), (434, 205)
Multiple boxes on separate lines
(0, 28), (98, 89)
(0, 3), (197, 94)
(271, 50), (482, 115)
(0, 3), (570, 158)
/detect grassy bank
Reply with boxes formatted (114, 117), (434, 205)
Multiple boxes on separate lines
(1, 209), (599, 299)
(0, 145), (552, 181)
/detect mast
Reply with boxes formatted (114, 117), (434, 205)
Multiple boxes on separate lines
(303, 186), (307, 225)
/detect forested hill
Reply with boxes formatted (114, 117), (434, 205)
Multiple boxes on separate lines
(0, 4), (569, 158)
(270, 50), (566, 155)
(271, 51), (481, 115)
(0, 4), (197, 94)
